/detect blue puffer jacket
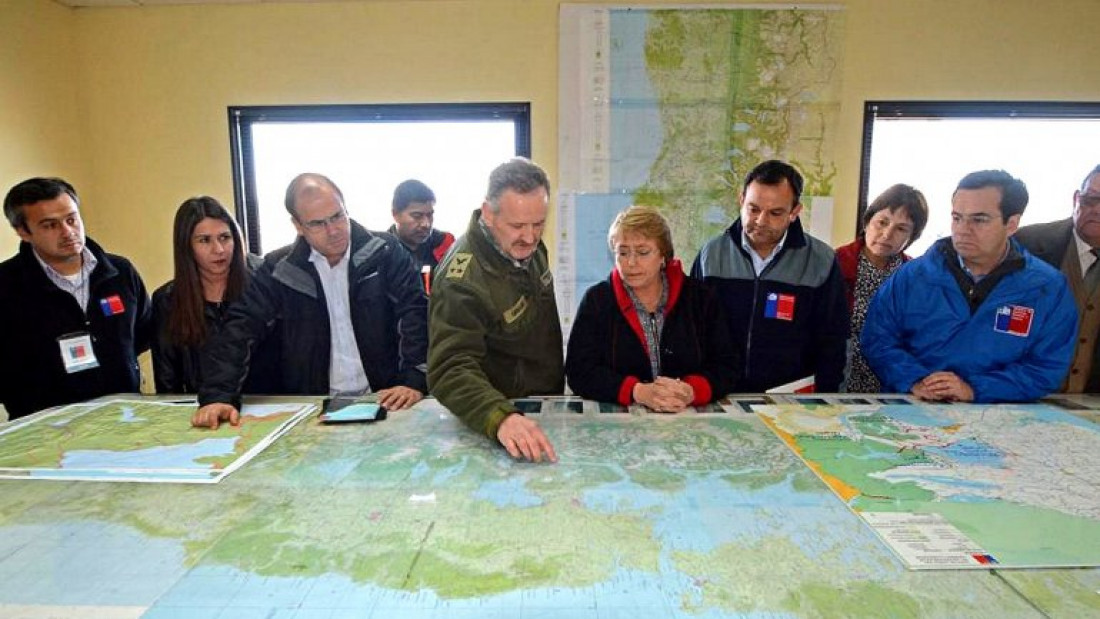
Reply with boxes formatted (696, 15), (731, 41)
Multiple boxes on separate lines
(861, 238), (1077, 402)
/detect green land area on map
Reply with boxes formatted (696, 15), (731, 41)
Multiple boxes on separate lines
(758, 401), (1100, 568)
(0, 400), (302, 473)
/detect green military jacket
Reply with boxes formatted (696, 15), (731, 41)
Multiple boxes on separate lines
(428, 210), (564, 438)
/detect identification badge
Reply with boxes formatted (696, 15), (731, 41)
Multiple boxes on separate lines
(503, 295), (529, 324)
(764, 292), (796, 321)
(99, 294), (125, 316)
(58, 332), (100, 374)
(993, 305), (1033, 337)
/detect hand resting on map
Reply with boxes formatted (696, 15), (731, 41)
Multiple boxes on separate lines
(192, 403), (239, 429)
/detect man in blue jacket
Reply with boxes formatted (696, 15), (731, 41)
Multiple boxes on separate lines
(862, 170), (1077, 403)
(192, 173), (428, 429)
(691, 160), (849, 392)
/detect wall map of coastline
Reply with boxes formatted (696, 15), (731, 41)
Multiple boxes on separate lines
(558, 4), (845, 330)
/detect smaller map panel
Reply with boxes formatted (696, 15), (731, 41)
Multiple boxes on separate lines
(756, 399), (1100, 570)
(0, 399), (315, 483)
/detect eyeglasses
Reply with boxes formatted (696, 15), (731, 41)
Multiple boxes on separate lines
(1077, 192), (1100, 209)
(298, 209), (347, 232)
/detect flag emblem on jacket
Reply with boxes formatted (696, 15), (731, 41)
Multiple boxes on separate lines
(993, 305), (1033, 337)
(99, 295), (125, 316)
(764, 293), (795, 321)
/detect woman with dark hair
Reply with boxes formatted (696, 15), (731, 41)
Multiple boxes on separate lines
(151, 196), (251, 393)
(566, 206), (737, 411)
(836, 184), (929, 392)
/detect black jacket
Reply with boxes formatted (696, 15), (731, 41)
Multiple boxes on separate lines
(150, 255), (278, 394)
(0, 238), (151, 418)
(198, 222), (428, 408)
(566, 260), (738, 405)
(691, 218), (849, 392)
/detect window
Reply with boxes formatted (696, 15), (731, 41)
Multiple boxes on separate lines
(228, 103), (531, 254)
(859, 101), (1100, 256)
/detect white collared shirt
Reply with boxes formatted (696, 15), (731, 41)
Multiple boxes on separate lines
(35, 246), (97, 311)
(1073, 228), (1099, 276)
(740, 229), (788, 276)
(308, 246), (370, 396)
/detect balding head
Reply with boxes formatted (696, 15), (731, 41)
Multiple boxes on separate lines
(284, 173), (344, 218)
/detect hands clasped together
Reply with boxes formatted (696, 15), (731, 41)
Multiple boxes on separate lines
(911, 371), (974, 402)
(632, 376), (694, 413)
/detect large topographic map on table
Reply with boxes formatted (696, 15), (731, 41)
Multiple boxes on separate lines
(755, 398), (1100, 569)
(2, 399), (1096, 618)
(0, 399), (314, 483)
(557, 6), (845, 329)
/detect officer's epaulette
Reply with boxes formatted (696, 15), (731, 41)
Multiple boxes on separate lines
(446, 253), (473, 279)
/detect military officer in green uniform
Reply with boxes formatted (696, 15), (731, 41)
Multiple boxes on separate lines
(428, 158), (563, 462)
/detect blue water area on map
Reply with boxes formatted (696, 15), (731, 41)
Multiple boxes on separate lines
(473, 477), (543, 508)
(946, 494), (999, 503)
(835, 448), (904, 462)
(609, 10), (662, 193)
(0, 522), (187, 606)
(311, 457), (363, 480)
(579, 468), (849, 559)
(582, 474), (666, 512)
(144, 562), (785, 618)
(1015, 403), (1100, 431)
(118, 405), (145, 423)
(572, 193), (634, 294)
(925, 438), (1005, 467)
(409, 461), (430, 479)
(877, 405), (951, 428)
(60, 437), (238, 469)
(431, 459), (467, 485)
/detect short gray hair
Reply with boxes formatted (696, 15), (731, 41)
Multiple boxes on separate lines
(485, 158), (550, 213)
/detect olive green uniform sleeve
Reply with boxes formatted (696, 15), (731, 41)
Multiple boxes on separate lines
(428, 277), (516, 439)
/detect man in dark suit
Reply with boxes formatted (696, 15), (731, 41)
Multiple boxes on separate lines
(1015, 165), (1100, 392)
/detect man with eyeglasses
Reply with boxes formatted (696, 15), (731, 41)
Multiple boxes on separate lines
(192, 173), (428, 429)
(863, 170), (1077, 403)
(1015, 164), (1100, 392)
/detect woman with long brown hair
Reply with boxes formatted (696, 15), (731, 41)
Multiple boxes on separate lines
(151, 196), (250, 393)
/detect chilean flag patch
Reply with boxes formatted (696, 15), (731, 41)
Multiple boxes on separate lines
(99, 295), (125, 316)
(993, 305), (1033, 337)
(764, 293), (796, 321)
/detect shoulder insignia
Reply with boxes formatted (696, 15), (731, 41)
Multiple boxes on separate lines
(503, 295), (529, 324)
(446, 253), (473, 279)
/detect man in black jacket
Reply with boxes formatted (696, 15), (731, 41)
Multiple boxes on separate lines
(192, 173), (428, 429)
(691, 160), (848, 393)
(0, 177), (151, 419)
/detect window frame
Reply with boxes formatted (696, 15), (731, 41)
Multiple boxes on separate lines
(227, 102), (532, 254)
(857, 100), (1100, 237)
